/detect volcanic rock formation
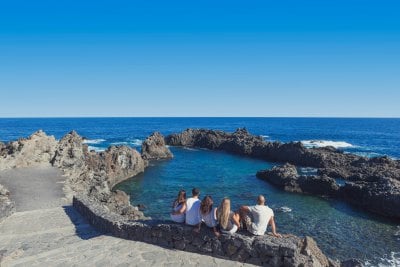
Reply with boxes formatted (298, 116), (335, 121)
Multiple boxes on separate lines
(0, 130), (57, 170)
(141, 132), (173, 160)
(166, 128), (400, 219)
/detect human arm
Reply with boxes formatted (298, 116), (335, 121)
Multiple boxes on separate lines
(171, 202), (186, 215)
(268, 216), (282, 238)
(232, 212), (241, 228)
(240, 205), (250, 214)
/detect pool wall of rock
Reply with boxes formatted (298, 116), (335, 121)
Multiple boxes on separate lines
(73, 195), (337, 267)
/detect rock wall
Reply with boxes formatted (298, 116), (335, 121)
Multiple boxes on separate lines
(0, 184), (15, 221)
(73, 195), (339, 267)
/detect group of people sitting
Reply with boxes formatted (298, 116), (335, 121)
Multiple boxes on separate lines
(170, 188), (282, 238)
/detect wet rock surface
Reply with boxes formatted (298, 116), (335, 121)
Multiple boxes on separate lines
(256, 164), (339, 196)
(167, 128), (400, 219)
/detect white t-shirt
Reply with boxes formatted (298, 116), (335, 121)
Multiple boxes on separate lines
(201, 207), (217, 227)
(185, 197), (201, 225)
(248, 205), (274, 235)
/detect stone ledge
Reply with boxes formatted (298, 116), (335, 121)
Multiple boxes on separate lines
(73, 195), (338, 267)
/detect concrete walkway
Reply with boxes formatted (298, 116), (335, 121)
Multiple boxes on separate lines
(0, 167), (67, 211)
(0, 206), (255, 266)
(0, 167), (255, 266)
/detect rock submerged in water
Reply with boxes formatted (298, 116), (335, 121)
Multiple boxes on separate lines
(141, 132), (173, 160)
(256, 163), (340, 196)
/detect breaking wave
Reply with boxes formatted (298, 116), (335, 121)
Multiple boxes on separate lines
(365, 252), (400, 267)
(301, 140), (354, 148)
(87, 146), (106, 152)
(83, 139), (106, 144)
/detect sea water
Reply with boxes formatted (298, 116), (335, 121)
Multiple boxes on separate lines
(1, 117), (399, 265)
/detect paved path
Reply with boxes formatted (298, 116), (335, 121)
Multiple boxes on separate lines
(0, 207), (254, 266)
(0, 167), (67, 211)
(0, 167), (255, 266)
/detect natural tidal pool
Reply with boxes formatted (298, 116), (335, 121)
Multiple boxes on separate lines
(115, 147), (400, 266)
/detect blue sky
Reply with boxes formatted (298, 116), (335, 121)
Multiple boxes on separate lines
(0, 1), (399, 117)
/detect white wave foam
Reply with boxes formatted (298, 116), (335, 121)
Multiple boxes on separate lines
(365, 252), (400, 267)
(83, 139), (106, 144)
(261, 135), (269, 139)
(275, 206), (292, 213)
(183, 147), (199, 151)
(299, 167), (318, 174)
(110, 139), (143, 146)
(88, 146), (106, 152)
(111, 141), (129, 146)
(301, 140), (353, 148)
(130, 139), (143, 146)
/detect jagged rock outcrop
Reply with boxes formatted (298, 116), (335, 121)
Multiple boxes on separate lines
(141, 132), (173, 160)
(0, 184), (15, 221)
(0, 130), (57, 170)
(167, 128), (400, 219)
(257, 164), (339, 196)
(51, 130), (87, 178)
(50, 131), (148, 220)
(341, 177), (400, 218)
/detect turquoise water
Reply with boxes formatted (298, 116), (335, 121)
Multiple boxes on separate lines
(115, 147), (400, 265)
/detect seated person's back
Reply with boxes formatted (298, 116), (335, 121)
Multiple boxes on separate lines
(185, 188), (201, 226)
(248, 204), (273, 235)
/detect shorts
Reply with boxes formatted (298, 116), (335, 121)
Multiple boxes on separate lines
(243, 214), (254, 234)
(220, 224), (238, 234)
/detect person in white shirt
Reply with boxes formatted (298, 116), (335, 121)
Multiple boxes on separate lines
(240, 195), (282, 237)
(170, 189), (186, 223)
(195, 195), (220, 237)
(185, 188), (201, 226)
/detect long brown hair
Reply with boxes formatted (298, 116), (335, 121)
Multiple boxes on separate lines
(173, 190), (186, 208)
(200, 195), (213, 215)
(217, 198), (231, 229)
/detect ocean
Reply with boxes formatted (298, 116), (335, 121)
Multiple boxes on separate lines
(0, 117), (399, 265)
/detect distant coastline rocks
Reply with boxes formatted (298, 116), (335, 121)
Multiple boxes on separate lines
(165, 128), (400, 220)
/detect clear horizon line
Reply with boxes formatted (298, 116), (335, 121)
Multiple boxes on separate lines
(0, 116), (399, 119)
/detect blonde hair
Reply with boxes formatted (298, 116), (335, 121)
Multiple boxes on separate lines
(217, 198), (231, 230)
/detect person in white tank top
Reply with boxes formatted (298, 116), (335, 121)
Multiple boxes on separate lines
(195, 195), (220, 237)
(185, 188), (201, 226)
(170, 189), (187, 223)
